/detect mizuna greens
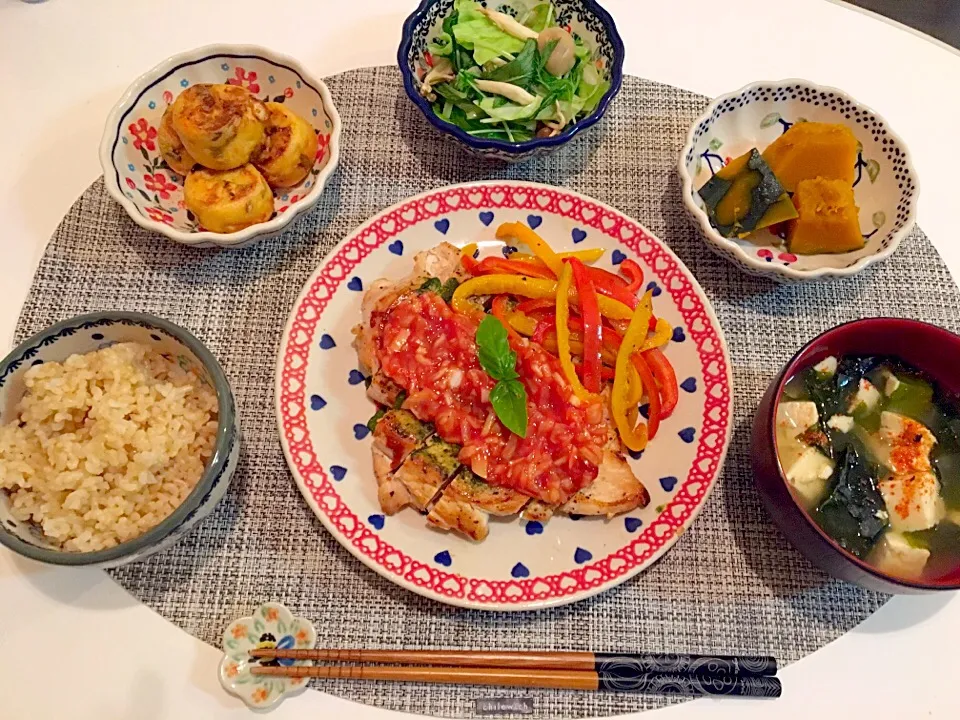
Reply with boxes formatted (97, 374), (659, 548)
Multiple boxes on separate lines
(418, 0), (611, 143)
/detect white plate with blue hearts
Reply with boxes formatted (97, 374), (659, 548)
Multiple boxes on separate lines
(275, 181), (734, 610)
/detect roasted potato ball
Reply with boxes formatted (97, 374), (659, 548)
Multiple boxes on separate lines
(253, 102), (319, 188)
(170, 84), (268, 170)
(183, 164), (274, 233)
(157, 105), (198, 175)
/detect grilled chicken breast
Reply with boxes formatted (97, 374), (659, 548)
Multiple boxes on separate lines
(371, 409), (433, 515)
(354, 242), (465, 376)
(427, 468), (530, 541)
(358, 243), (650, 540)
(393, 436), (462, 511)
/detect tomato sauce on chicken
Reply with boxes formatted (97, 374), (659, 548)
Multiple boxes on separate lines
(376, 293), (608, 505)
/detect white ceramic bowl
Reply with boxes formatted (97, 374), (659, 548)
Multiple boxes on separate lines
(678, 79), (919, 282)
(99, 44), (341, 249)
(0, 312), (241, 568)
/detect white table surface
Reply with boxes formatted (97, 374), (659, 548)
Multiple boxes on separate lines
(1, 0), (959, 717)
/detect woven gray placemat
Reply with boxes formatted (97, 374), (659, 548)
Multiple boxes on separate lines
(16, 68), (958, 719)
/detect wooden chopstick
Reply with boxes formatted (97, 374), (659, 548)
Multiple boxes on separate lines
(249, 664), (782, 697)
(247, 649), (778, 678)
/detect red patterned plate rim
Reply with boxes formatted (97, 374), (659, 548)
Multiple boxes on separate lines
(275, 181), (733, 611)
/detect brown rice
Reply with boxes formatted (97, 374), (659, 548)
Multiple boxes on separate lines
(0, 342), (218, 552)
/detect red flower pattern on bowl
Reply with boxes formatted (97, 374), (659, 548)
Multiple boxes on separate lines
(128, 118), (157, 152)
(125, 178), (136, 190)
(145, 207), (174, 225)
(227, 67), (260, 94)
(143, 173), (178, 200)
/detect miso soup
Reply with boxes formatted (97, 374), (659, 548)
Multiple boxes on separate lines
(776, 355), (960, 581)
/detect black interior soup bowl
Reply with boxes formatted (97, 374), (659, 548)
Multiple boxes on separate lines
(752, 318), (960, 594)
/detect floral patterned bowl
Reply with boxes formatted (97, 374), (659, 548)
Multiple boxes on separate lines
(399, 0), (624, 162)
(98, 44), (341, 249)
(678, 79), (919, 282)
(220, 602), (317, 710)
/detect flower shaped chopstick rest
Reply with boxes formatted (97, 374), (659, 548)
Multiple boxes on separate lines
(220, 602), (317, 709)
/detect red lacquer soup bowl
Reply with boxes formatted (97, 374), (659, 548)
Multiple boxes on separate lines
(752, 318), (960, 594)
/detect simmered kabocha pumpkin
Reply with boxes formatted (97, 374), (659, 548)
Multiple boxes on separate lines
(786, 177), (864, 254)
(762, 122), (858, 192)
(697, 149), (798, 238)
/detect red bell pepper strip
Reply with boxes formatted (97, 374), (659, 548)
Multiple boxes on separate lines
(631, 352), (661, 439)
(515, 298), (556, 316)
(585, 266), (640, 309)
(491, 296), (522, 341)
(643, 347), (678, 418)
(465, 256), (557, 279)
(569, 259), (603, 393)
(573, 361), (616, 383)
(619, 259), (644, 294)
(531, 315), (553, 345)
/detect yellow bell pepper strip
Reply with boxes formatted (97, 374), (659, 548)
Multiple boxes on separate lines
(451, 275), (633, 321)
(555, 263), (598, 402)
(639, 318), (672, 352)
(461, 242), (478, 258)
(496, 222), (564, 277)
(611, 291), (654, 452)
(510, 248), (606, 264)
(569, 259), (603, 393)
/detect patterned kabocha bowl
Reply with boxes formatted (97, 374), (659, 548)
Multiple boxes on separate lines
(678, 79), (919, 282)
(99, 44), (341, 249)
(398, 0), (624, 162)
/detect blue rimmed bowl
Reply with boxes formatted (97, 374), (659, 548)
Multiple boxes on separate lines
(678, 79), (919, 282)
(398, 0), (624, 162)
(98, 44), (342, 249)
(0, 312), (240, 568)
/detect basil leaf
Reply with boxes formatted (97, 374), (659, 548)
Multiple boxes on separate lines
(439, 277), (460, 303)
(417, 277), (442, 295)
(490, 379), (528, 438)
(476, 315), (518, 381)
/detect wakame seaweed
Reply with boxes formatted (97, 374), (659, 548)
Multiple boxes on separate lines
(804, 355), (881, 452)
(815, 446), (888, 558)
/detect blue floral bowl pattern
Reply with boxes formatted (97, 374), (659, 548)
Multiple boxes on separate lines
(398, 0), (624, 162)
(0, 312), (240, 568)
(678, 79), (919, 282)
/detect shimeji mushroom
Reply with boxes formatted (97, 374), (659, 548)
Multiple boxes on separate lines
(473, 79), (537, 106)
(480, 8), (538, 40)
(419, 57), (455, 100)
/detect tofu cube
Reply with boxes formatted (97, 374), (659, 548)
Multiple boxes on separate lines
(878, 471), (945, 532)
(783, 446), (834, 506)
(827, 415), (854, 433)
(870, 532), (930, 579)
(878, 368), (901, 397)
(777, 401), (819, 440)
(878, 411), (936, 474)
(813, 356), (838, 377)
(848, 378), (881, 413)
